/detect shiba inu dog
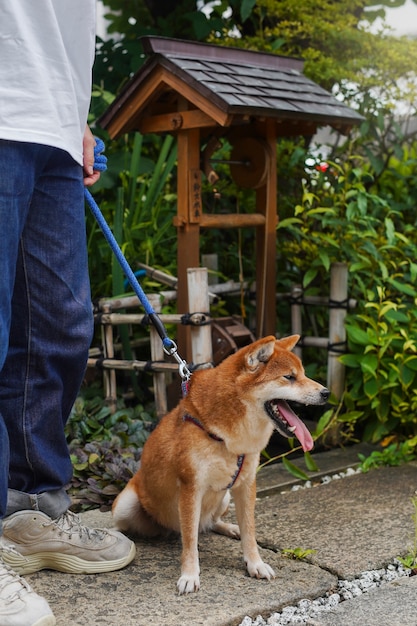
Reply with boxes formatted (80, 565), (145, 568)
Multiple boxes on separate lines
(112, 335), (329, 593)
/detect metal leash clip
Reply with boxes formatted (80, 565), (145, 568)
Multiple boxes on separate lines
(162, 340), (192, 383)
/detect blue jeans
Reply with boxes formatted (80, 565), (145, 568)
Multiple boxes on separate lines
(0, 140), (94, 525)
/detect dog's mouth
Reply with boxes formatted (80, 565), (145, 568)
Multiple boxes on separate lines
(264, 400), (314, 452)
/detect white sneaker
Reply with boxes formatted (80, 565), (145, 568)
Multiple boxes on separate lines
(0, 547), (56, 626)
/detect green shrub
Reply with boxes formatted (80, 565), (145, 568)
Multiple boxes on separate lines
(66, 394), (153, 510)
(278, 138), (417, 444)
(341, 290), (417, 442)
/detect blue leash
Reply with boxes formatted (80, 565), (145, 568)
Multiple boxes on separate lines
(84, 138), (191, 384)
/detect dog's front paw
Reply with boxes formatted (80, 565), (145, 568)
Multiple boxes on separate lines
(246, 559), (275, 580)
(177, 573), (200, 594)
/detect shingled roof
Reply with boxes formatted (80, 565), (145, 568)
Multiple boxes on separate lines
(100, 36), (363, 137)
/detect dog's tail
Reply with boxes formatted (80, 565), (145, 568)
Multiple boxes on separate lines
(112, 482), (164, 537)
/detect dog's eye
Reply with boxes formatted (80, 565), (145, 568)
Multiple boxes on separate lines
(284, 374), (296, 381)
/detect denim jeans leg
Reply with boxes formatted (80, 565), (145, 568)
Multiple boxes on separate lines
(0, 140), (37, 522)
(0, 142), (94, 520)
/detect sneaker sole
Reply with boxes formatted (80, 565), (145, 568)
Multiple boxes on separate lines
(32, 617), (56, 626)
(2, 542), (136, 575)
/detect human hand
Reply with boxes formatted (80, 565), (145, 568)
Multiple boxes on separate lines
(83, 126), (101, 187)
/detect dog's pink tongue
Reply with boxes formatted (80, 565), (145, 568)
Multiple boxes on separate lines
(276, 400), (314, 452)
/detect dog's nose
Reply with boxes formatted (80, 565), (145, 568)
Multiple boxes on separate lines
(321, 388), (330, 401)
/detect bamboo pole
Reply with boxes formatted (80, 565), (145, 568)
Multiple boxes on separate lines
(289, 263), (350, 403)
(187, 267), (213, 367)
(94, 312), (210, 327)
(148, 294), (168, 419)
(327, 262), (348, 401)
(301, 337), (329, 348)
(100, 303), (117, 411)
(96, 313), (190, 325)
(97, 287), (355, 312)
(290, 285), (303, 358)
(87, 358), (180, 373)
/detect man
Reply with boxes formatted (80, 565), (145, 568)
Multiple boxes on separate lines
(0, 3), (135, 624)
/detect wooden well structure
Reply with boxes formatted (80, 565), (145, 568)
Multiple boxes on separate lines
(100, 36), (362, 359)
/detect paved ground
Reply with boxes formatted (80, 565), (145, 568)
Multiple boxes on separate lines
(27, 444), (417, 626)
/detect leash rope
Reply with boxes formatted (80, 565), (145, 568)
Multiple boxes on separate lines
(84, 138), (191, 384)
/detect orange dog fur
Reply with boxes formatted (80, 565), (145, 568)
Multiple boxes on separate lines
(112, 335), (329, 594)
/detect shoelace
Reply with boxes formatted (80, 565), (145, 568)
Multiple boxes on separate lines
(44, 510), (109, 542)
(0, 549), (30, 604)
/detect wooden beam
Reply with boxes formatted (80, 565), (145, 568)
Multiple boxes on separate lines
(138, 109), (217, 134)
(199, 213), (266, 229)
(173, 213), (266, 229)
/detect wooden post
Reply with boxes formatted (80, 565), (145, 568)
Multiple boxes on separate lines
(327, 262), (347, 401)
(148, 294), (168, 419)
(187, 267), (213, 367)
(175, 127), (201, 362)
(255, 120), (278, 338)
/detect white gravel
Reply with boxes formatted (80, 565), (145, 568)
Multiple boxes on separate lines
(238, 560), (411, 625)
(238, 467), (413, 626)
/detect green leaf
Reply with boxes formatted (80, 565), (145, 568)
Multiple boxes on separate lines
(387, 278), (416, 297)
(277, 217), (303, 229)
(338, 410), (364, 423)
(304, 451), (319, 472)
(318, 249), (330, 271)
(339, 353), (362, 368)
(384, 217), (396, 244)
(357, 193), (367, 215)
(384, 309), (410, 323)
(303, 267), (318, 288)
(346, 325), (371, 346)
(404, 356), (417, 371)
(73, 462), (88, 472)
(360, 353), (378, 377)
(282, 457), (310, 481)
(409, 262), (417, 282)
(364, 377), (379, 399)
(188, 10), (211, 39)
(313, 409), (334, 437)
(377, 395), (390, 421)
(400, 365), (416, 387)
(241, 0), (256, 22)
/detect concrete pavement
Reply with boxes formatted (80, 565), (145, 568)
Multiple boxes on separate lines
(27, 444), (417, 625)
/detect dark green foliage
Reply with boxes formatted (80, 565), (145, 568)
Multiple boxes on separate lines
(69, 440), (140, 511)
(66, 395), (152, 510)
(278, 117), (417, 443)
(358, 438), (417, 472)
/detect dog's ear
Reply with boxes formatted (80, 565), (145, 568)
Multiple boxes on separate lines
(246, 336), (276, 370)
(276, 334), (300, 352)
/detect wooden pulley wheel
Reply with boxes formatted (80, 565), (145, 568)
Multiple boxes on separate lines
(229, 137), (269, 189)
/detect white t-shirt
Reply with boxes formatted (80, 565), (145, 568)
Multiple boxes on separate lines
(0, 1), (96, 165)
